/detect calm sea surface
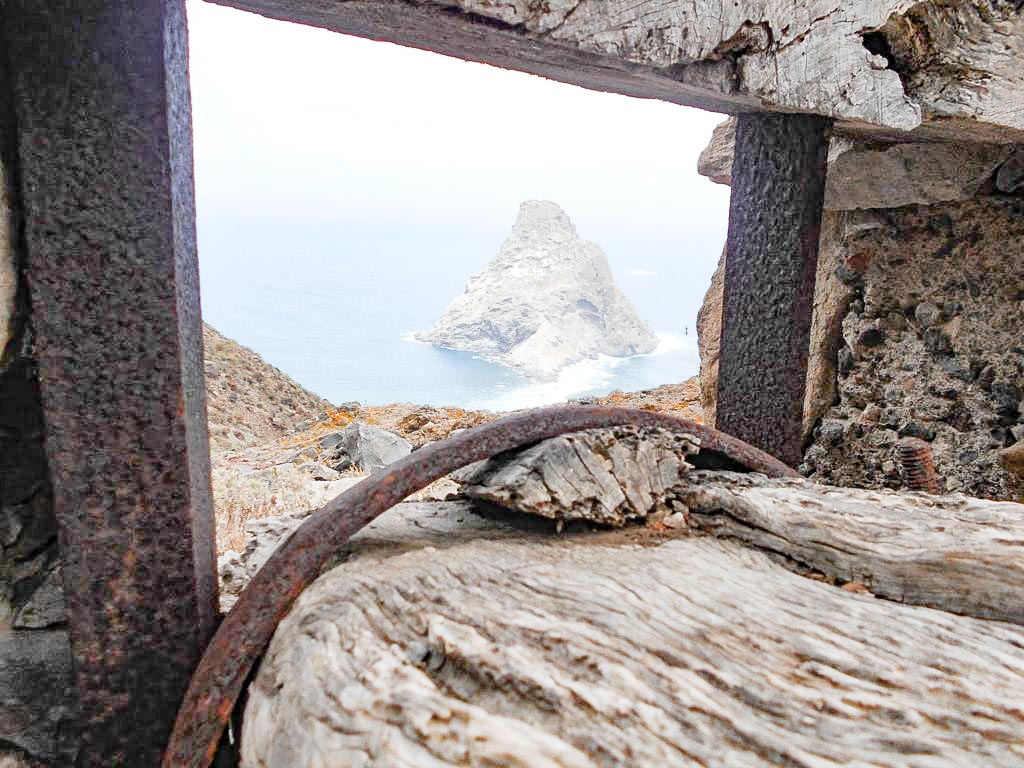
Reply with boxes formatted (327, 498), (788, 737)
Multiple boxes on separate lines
(187, 0), (731, 411)
(198, 218), (721, 411)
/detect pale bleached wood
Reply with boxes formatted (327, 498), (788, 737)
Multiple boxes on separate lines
(456, 426), (698, 526)
(216, 0), (1024, 142)
(679, 471), (1024, 625)
(241, 500), (1024, 768)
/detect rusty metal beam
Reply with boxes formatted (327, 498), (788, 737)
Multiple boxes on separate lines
(716, 113), (831, 467)
(2, 1), (217, 765)
(163, 405), (798, 768)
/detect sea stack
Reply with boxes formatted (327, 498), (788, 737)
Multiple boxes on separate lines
(418, 200), (657, 380)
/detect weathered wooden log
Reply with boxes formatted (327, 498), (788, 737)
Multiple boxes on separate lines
(454, 430), (1024, 623)
(239, 493), (1024, 767)
(679, 471), (1024, 625)
(214, 0), (1024, 143)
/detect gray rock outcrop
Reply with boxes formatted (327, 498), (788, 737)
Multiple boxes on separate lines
(417, 201), (657, 380)
(321, 422), (412, 474)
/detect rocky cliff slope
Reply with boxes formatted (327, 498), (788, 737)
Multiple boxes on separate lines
(203, 324), (332, 452)
(417, 201), (657, 380)
(204, 328), (703, 556)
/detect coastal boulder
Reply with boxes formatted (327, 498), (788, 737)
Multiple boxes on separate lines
(322, 422), (412, 474)
(417, 201), (657, 380)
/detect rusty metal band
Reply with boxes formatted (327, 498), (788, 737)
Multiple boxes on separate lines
(164, 406), (797, 767)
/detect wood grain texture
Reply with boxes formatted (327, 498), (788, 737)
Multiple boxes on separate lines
(214, 0), (1024, 141)
(457, 426), (699, 525)
(680, 471), (1024, 625)
(241, 499), (1024, 768)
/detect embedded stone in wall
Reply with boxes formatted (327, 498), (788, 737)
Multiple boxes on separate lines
(695, 246), (724, 428)
(0, 630), (74, 764)
(997, 148), (1024, 194)
(0, 751), (46, 767)
(696, 119), (734, 186)
(826, 140), (1012, 211)
(694, 118), (1023, 497)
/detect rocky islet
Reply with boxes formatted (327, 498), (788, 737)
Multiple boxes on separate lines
(417, 200), (658, 380)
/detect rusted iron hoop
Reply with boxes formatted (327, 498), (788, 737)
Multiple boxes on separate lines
(163, 405), (797, 767)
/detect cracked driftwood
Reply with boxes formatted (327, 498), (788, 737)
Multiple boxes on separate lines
(457, 426), (699, 526)
(240, 485), (1024, 767)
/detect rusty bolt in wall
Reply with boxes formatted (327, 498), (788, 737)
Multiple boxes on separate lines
(896, 437), (941, 494)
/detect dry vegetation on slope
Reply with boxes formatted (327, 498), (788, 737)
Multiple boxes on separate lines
(203, 323), (704, 552)
(204, 323), (332, 452)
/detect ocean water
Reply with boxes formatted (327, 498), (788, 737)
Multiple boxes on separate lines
(197, 218), (721, 411)
(186, 0), (732, 411)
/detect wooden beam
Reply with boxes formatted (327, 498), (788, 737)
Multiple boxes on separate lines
(236, 496), (1024, 767)
(716, 113), (830, 466)
(2, 1), (217, 764)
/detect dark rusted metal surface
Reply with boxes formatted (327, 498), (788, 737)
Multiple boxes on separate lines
(896, 437), (941, 494)
(164, 406), (796, 768)
(716, 113), (831, 468)
(3, 1), (217, 765)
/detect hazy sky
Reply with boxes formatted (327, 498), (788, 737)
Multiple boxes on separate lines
(184, 1), (732, 405)
(186, 0), (730, 245)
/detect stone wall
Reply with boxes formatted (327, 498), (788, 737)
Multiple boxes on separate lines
(697, 120), (1024, 500)
(803, 198), (1023, 498)
(0, 76), (74, 767)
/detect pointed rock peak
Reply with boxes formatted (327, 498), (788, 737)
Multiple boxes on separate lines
(512, 200), (577, 242)
(418, 199), (657, 380)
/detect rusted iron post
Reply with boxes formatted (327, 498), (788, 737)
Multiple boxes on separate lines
(716, 113), (831, 467)
(2, 2), (217, 765)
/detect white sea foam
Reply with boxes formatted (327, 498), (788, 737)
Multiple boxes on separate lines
(479, 330), (698, 411)
(480, 354), (625, 411)
(648, 331), (692, 356)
